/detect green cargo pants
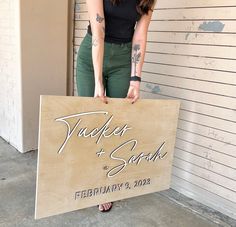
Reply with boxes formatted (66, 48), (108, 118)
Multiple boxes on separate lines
(76, 33), (132, 98)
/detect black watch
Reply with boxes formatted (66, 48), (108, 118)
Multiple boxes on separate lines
(130, 75), (141, 82)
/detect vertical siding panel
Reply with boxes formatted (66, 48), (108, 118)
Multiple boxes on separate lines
(73, 0), (236, 219)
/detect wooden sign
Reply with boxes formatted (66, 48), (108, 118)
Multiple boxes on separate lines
(35, 95), (180, 219)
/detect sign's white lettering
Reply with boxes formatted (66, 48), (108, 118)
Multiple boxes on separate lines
(55, 111), (132, 154)
(55, 111), (167, 178)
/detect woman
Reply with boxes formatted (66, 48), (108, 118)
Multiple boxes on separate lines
(76, 0), (156, 212)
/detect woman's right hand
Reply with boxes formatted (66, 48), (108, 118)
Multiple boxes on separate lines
(94, 81), (108, 104)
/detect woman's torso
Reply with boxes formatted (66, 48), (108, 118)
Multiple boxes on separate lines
(87, 0), (141, 44)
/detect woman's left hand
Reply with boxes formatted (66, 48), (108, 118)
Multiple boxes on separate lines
(126, 81), (140, 104)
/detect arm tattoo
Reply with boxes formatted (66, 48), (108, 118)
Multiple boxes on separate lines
(92, 38), (98, 47)
(96, 13), (104, 23)
(132, 44), (141, 76)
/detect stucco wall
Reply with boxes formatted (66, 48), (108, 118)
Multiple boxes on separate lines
(0, 0), (22, 151)
(0, 0), (69, 153)
(20, 0), (68, 152)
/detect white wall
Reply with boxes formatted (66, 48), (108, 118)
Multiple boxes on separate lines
(0, 0), (69, 153)
(73, 0), (236, 219)
(20, 0), (69, 152)
(0, 0), (23, 151)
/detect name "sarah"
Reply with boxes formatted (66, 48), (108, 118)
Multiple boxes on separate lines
(107, 139), (167, 177)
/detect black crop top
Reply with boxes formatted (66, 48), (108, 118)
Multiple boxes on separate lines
(87, 0), (142, 44)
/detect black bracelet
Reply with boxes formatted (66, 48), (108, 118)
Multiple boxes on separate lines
(130, 76), (141, 82)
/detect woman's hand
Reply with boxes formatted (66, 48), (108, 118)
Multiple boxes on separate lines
(126, 81), (140, 104)
(94, 81), (108, 104)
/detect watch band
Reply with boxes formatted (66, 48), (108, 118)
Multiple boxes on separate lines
(130, 76), (141, 82)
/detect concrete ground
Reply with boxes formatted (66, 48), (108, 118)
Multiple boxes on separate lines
(0, 137), (235, 227)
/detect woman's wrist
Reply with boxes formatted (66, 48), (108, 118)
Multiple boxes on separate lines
(130, 80), (140, 88)
(94, 75), (103, 84)
(130, 75), (141, 87)
(130, 75), (141, 82)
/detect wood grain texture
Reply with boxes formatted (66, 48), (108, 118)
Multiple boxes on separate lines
(35, 96), (180, 219)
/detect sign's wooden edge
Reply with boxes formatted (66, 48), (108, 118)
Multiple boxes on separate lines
(34, 95), (181, 219)
(37, 95), (181, 108)
(35, 95), (43, 219)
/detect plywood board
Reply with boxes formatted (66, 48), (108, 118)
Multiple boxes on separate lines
(35, 96), (180, 219)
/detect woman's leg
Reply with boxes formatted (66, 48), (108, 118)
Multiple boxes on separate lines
(105, 65), (131, 98)
(97, 43), (132, 211)
(105, 43), (132, 98)
(76, 34), (111, 212)
(76, 33), (95, 97)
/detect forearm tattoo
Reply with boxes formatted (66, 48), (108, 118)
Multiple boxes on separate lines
(132, 44), (141, 76)
(91, 14), (105, 47)
(96, 13), (104, 23)
(92, 37), (98, 47)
